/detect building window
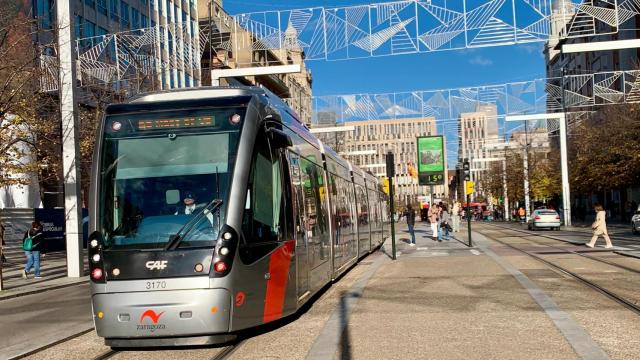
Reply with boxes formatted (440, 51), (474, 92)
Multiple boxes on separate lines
(97, 0), (107, 15)
(75, 15), (83, 39)
(141, 14), (148, 28)
(36, 0), (53, 29)
(110, 0), (119, 22)
(131, 8), (139, 28)
(120, 1), (130, 27)
(85, 0), (95, 8)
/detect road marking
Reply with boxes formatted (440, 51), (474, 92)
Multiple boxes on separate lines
(470, 249), (481, 256)
(417, 247), (429, 250)
(429, 252), (448, 256)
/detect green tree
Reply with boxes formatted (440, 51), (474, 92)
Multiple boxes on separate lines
(569, 103), (640, 193)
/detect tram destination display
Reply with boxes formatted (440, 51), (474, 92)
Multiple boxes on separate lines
(137, 116), (214, 131)
(417, 136), (445, 186)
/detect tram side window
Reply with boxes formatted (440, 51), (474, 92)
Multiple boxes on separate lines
(241, 134), (286, 263)
(356, 186), (369, 226)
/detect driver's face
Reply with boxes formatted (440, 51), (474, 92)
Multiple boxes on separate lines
(184, 198), (195, 206)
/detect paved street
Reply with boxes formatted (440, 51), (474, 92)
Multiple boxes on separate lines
(3, 222), (639, 360)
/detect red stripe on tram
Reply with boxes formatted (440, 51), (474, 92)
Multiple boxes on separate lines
(263, 240), (295, 323)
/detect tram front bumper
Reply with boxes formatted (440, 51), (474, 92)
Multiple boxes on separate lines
(93, 288), (232, 344)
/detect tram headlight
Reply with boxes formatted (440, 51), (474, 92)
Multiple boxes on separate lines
(91, 254), (101, 263)
(219, 247), (229, 256)
(223, 232), (232, 240)
(90, 239), (99, 248)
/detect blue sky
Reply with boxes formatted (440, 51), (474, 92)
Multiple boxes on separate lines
(222, 0), (548, 97)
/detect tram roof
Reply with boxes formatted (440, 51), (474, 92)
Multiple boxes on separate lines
(129, 86), (270, 104)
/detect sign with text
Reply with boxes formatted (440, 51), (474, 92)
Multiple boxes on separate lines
(417, 136), (445, 185)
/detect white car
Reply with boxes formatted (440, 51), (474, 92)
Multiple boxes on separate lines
(528, 209), (561, 231)
(632, 206), (640, 235)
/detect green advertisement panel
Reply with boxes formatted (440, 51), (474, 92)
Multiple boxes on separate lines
(417, 136), (445, 185)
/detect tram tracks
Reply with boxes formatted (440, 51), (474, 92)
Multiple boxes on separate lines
(89, 340), (244, 360)
(482, 226), (640, 316)
(484, 223), (640, 275)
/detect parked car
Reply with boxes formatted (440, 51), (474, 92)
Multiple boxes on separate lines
(632, 205), (640, 235)
(528, 209), (561, 231)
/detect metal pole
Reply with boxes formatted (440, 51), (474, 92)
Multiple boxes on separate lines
(559, 113), (572, 226)
(466, 192), (472, 247)
(523, 123), (531, 222)
(389, 176), (397, 260)
(559, 64), (572, 227)
(503, 158), (509, 221)
(57, 0), (84, 277)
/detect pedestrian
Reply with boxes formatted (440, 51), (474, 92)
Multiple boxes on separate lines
(452, 202), (460, 232)
(1, 220), (6, 263)
(438, 204), (451, 241)
(22, 221), (44, 279)
(428, 203), (439, 241)
(406, 205), (416, 246)
(518, 207), (526, 223)
(585, 204), (612, 249)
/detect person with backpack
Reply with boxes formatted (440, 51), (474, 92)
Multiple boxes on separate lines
(22, 221), (44, 279)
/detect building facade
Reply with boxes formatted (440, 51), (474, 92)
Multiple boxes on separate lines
(34, 0), (201, 91)
(342, 117), (441, 205)
(545, 0), (640, 85)
(198, 0), (313, 124)
(457, 104), (499, 183)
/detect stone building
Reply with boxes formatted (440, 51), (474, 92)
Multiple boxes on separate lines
(342, 117), (442, 205)
(198, 0), (313, 124)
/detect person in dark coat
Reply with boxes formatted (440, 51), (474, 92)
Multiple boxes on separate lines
(406, 205), (416, 246)
(1, 222), (6, 263)
(23, 221), (44, 279)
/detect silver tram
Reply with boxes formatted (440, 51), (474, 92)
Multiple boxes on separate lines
(88, 87), (390, 347)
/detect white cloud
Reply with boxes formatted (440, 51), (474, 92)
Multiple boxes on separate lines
(468, 55), (493, 66)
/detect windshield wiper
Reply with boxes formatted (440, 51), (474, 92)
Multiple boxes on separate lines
(165, 199), (224, 250)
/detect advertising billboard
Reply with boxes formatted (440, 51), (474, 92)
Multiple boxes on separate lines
(417, 136), (445, 185)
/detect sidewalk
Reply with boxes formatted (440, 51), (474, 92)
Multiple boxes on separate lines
(1, 240), (88, 300)
(301, 222), (636, 359)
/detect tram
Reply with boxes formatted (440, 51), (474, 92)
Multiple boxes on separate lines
(88, 87), (390, 347)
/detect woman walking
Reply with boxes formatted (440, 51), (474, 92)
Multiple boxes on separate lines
(586, 204), (612, 249)
(438, 205), (451, 241)
(22, 221), (44, 279)
(451, 202), (460, 232)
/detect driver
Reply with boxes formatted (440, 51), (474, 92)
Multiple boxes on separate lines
(175, 192), (204, 215)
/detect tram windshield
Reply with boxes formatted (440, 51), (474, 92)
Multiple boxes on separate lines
(99, 106), (245, 249)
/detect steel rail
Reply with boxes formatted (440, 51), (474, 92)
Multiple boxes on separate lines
(211, 340), (245, 360)
(92, 349), (119, 360)
(484, 223), (640, 275)
(487, 234), (640, 316)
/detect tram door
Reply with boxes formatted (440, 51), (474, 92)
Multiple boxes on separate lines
(288, 152), (309, 300)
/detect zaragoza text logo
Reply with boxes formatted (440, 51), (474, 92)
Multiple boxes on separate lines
(137, 309), (166, 332)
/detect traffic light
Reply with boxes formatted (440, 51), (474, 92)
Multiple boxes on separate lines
(463, 159), (470, 181)
(386, 151), (395, 178)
